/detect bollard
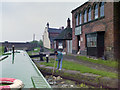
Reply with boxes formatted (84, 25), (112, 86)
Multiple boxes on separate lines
(39, 53), (44, 61)
(46, 54), (49, 63)
(12, 45), (14, 64)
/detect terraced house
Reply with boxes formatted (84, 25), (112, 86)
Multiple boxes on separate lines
(71, 1), (120, 60)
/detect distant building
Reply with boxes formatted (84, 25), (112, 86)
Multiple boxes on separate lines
(71, 1), (120, 60)
(43, 23), (63, 49)
(0, 41), (35, 51)
(54, 18), (72, 53)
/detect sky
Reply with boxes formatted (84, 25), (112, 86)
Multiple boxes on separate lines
(0, 0), (88, 42)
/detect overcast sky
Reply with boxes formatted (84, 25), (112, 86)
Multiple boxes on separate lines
(0, 0), (88, 42)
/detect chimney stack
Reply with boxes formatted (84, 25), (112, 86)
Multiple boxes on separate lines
(67, 18), (71, 28)
(47, 22), (49, 28)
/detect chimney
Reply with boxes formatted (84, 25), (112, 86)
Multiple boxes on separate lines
(47, 22), (49, 28)
(59, 26), (64, 30)
(61, 26), (64, 30)
(67, 18), (71, 28)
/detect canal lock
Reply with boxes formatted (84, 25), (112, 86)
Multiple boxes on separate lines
(43, 74), (96, 88)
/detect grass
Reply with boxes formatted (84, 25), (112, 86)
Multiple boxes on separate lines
(48, 48), (54, 52)
(27, 47), (55, 55)
(27, 51), (33, 55)
(27, 47), (40, 55)
(40, 58), (118, 78)
(76, 56), (118, 68)
(0, 46), (4, 56)
(33, 47), (40, 52)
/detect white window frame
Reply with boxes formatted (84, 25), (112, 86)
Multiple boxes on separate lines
(94, 4), (98, 19)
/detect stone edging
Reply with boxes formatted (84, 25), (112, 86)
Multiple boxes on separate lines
(0, 55), (8, 61)
(35, 62), (118, 88)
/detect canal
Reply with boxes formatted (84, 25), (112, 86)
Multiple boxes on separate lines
(0, 50), (51, 88)
(44, 75), (96, 88)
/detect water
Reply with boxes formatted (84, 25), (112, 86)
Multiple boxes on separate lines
(0, 50), (50, 88)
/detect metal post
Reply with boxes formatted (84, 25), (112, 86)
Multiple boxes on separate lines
(39, 52), (44, 61)
(46, 54), (49, 63)
(12, 45), (14, 64)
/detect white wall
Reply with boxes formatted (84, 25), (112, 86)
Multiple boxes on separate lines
(67, 40), (72, 53)
(43, 27), (51, 49)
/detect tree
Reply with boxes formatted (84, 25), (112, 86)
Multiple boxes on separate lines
(38, 40), (43, 47)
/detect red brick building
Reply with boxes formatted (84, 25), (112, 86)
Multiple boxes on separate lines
(71, 1), (120, 60)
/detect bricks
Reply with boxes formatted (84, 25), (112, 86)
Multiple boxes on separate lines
(71, 2), (119, 60)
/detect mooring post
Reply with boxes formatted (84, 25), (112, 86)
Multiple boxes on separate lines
(12, 45), (14, 64)
(46, 54), (49, 63)
(39, 52), (44, 61)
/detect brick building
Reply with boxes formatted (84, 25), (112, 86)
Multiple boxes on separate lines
(71, 1), (120, 60)
(0, 41), (36, 51)
(54, 18), (72, 53)
(43, 23), (63, 49)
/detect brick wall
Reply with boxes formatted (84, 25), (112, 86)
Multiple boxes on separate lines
(113, 2), (120, 60)
(72, 2), (119, 60)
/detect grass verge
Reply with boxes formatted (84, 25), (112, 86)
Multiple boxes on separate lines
(40, 58), (118, 78)
(0, 46), (4, 56)
(76, 56), (118, 68)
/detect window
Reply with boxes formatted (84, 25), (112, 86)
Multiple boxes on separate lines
(94, 4), (98, 19)
(54, 41), (56, 49)
(75, 15), (78, 26)
(79, 13), (82, 24)
(88, 7), (91, 21)
(58, 42), (63, 49)
(84, 10), (87, 23)
(87, 34), (97, 47)
(100, 2), (104, 17)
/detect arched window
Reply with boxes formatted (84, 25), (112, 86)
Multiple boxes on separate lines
(75, 15), (78, 26)
(100, 2), (104, 17)
(88, 7), (91, 21)
(79, 13), (82, 24)
(94, 4), (98, 19)
(84, 10), (87, 23)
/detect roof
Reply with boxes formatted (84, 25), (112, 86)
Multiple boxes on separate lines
(54, 27), (72, 40)
(71, 1), (88, 13)
(48, 28), (62, 33)
(48, 28), (62, 42)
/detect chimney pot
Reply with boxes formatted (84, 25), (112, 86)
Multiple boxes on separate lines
(67, 18), (71, 28)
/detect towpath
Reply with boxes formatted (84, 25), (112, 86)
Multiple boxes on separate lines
(30, 51), (118, 73)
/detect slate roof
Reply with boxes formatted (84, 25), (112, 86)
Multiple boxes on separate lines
(54, 27), (72, 40)
(48, 28), (62, 42)
(48, 28), (62, 33)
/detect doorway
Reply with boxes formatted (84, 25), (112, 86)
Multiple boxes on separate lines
(77, 35), (80, 53)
